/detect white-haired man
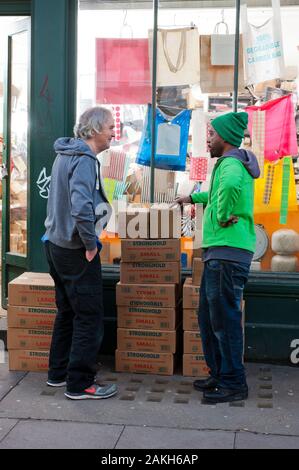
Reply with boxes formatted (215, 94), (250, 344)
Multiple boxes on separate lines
(44, 106), (117, 400)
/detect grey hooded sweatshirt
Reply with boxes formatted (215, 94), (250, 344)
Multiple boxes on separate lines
(44, 138), (111, 251)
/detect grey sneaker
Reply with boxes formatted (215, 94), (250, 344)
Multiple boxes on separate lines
(64, 383), (118, 400)
(47, 379), (67, 387)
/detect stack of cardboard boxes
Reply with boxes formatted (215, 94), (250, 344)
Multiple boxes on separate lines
(183, 258), (209, 377)
(116, 204), (182, 375)
(7, 272), (56, 372)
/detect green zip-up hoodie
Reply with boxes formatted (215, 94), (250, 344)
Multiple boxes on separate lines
(191, 149), (260, 253)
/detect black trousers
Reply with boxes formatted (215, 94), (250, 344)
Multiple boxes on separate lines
(45, 241), (104, 393)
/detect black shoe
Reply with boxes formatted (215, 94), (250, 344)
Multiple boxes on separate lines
(193, 376), (219, 392)
(202, 386), (248, 404)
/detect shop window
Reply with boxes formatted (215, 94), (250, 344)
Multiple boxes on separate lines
(77, 1), (299, 274)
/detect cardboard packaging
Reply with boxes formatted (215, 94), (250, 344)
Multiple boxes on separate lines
(7, 306), (56, 329)
(116, 282), (178, 308)
(121, 239), (181, 262)
(115, 350), (174, 375)
(184, 331), (203, 354)
(118, 205), (150, 239)
(150, 203), (181, 239)
(100, 241), (110, 263)
(183, 354), (209, 377)
(192, 248), (203, 261)
(8, 272), (55, 307)
(192, 258), (204, 285)
(183, 278), (200, 309)
(120, 261), (180, 284)
(117, 305), (178, 330)
(183, 309), (199, 332)
(9, 349), (49, 372)
(117, 328), (177, 353)
(7, 328), (53, 350)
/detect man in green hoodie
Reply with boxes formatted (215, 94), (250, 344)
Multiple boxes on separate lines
(176, 112), (260, 403)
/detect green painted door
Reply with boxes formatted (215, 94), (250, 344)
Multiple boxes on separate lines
(2, 18), (31, 308)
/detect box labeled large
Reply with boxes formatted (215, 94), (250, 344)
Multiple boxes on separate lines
(7, 328), (53, 350)
(183, 278), (200, 309)
(118, 205), (150, 239)
(120, 262), (180, 284)
(121, 239), (181, 262)
(183, 309), (199, 331)
(150, 203), (181, 239)
(9, 350), (49, 372)
(184, 331), (203, 354)
(183, 354), (209, 377)
(115, 350), (174, 375)
(8, 272), (55, 307)
(116, 282), (178, 308)
(117, 305), (178, 330)
(7, 306), (56, 329)
(117, 328), (177, 353)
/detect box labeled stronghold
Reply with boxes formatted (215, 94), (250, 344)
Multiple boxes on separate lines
(7, 306), (56, 329)
(117, 305), (178, 331)
(120, 261), (180, 284)
(8, 272), (55, 307)
(121, 239), (181, 262)
(117, 328), (177, 353)
(115, 350), (174, 375)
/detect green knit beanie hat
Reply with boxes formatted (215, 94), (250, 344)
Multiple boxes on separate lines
(211, 112), (248, 147)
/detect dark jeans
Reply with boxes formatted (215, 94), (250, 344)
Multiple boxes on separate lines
(198, 259), (250, 390)
(45, 241), (104, 393)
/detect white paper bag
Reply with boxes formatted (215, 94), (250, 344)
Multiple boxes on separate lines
(211, 21), (236, 66)
(241, 0), (285, 85)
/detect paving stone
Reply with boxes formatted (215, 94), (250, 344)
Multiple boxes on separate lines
(235, 431), (299, 449)
(0, 420), (123, 449)
(0, 358), (26, 401)
(116, 426), (235, 449)
(0, 419), (18, 442)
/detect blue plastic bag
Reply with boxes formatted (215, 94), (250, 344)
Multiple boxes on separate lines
(136, 105), (191, 171)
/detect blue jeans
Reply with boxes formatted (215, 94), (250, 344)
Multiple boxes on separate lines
(198, 259), (250, 390)
(45, 241), (104, 393)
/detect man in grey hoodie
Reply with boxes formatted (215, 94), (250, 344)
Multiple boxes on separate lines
(44, 106), (118, 400)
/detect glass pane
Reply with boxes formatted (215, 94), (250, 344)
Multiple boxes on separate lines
(9, 30), (28, 255)
(77, 2), (154, 265)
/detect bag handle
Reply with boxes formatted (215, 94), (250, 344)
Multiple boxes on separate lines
(213, 21), (229, 35)
(161, 29), (187, 73)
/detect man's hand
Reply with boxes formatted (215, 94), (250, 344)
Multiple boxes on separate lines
(173, 195), (192, 206)
(85, 247), (98, 262)
(219, 215), (239, 228)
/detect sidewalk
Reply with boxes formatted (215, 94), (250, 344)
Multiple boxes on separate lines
(0, 355), (298, 449)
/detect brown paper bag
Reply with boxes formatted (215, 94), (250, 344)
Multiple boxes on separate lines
(200, 35), (245, 94)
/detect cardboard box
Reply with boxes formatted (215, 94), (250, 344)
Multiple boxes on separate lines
(117, 305), (178, 330)
(117, 328), (177, 353)
(7, 328), (53, 350)
(183, 278), (200, 309)
(100, 241), (110, 263)
(120, 261), (181, 284)
(192, 258), (204, 285)
(116, 282), (178, 308)
(192, 248), (203, 260)
(121, 239), (181, 262)
(118, 205), (150, 239)
(150, 203), (181, 239)
(8, 272), (55, 307)
(7, 306), (56, 329)
(183, 309), (199, 331)
(184, 331), (203, 354)
(183, 354), (209, 377)
(9, 349), (49, 372)
(115, 350), (174, 375)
